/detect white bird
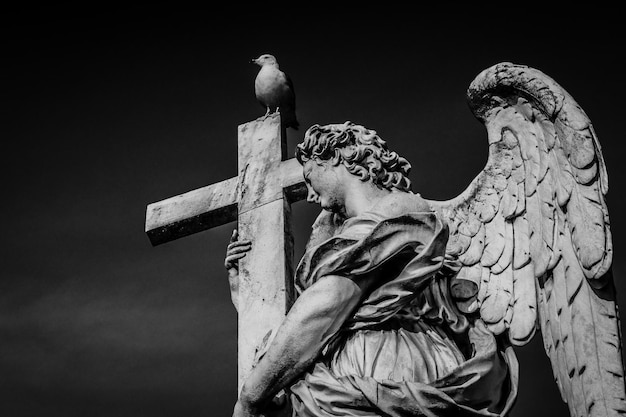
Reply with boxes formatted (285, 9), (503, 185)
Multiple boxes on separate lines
(251, 54), (299, 130)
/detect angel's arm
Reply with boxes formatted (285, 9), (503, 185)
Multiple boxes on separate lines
(235, 273), (375, 415)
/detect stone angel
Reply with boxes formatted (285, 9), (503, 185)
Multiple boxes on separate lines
(225, 62), (625, 417)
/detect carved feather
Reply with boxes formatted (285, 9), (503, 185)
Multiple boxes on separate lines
(512, 214), (531, 270)
(552, 255), (586, 415)
(536, 275), (566, 401)
(480, 265), (513, 334)
(509, 261), (537, 345)
(476, 265), (490, 309)
(568, 181), (607, 278)
(491, 220), (513, 275)
(458, 222), (485, 266)
(526, 180), (552, 277)
(548, 206), (564, 271)
(499, 179), (518, 220)
(481, 213), (506, 268)
(458, 210), (482, 237)
(452, 263), (482, 314)
(553, 136), (576, 207)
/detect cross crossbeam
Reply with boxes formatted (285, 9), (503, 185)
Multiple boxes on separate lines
(145, 113), (307, 388)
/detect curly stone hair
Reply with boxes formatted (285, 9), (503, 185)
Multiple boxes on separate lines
(295, 121), (412, 192)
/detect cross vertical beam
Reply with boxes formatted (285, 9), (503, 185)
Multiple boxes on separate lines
(236, 116), (296, 389)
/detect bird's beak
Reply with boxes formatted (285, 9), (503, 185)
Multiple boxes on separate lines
(250, 58), (257, 64)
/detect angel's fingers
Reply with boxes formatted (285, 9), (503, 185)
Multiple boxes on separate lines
(227, 245), (252, 256)
(224, 253), (247, 267)
(226, 252), (247, 262)
(229, 229), (238, 243)
(227, 240), (252, 250)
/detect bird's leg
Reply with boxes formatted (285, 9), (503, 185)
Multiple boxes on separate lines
(275, 106), (280, 114)
(264, 107), (271, 118)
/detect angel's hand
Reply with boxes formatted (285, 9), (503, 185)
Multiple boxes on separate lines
(224, 229), (251, 311)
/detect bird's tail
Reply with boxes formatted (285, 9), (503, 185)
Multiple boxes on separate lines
(282, 110), (299, 130)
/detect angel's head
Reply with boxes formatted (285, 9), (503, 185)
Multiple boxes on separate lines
(295, 121), (412, 194)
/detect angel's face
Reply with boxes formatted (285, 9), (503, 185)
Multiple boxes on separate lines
(303, 159), (345, 214)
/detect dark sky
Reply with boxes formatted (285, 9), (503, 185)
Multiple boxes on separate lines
(3, 11), (625, 417)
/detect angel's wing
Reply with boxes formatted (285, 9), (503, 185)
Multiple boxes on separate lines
(427, 62), (625, 416)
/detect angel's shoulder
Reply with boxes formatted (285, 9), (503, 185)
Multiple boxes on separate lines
(375, 191), (433, 218)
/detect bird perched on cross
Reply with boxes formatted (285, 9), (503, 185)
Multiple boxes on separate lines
(251, 54), (299, 130)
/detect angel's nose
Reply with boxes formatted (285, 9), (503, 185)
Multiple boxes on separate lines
(307, 188), (320, 204)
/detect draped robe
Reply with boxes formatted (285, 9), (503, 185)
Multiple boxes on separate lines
(282, 193), (518, 416)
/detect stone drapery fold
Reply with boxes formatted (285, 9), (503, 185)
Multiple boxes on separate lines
(288, 210), (517, 416)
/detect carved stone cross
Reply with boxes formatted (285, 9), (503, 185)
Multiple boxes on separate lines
(144, 113), (306, 389)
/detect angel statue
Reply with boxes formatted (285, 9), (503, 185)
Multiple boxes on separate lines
(224, 62), (625, 417)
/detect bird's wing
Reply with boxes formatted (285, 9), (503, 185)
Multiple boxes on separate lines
(285, 71), (296, 95)
(280, 70), (298, 129)
(282, 70), (297, 108)
(426, 62), (624, 416)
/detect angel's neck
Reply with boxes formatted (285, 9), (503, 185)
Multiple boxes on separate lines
(343, 184), (392, 218)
